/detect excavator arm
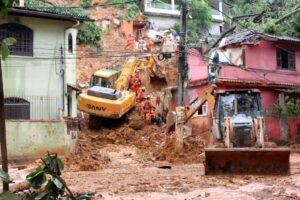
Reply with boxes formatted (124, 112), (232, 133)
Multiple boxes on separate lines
(114, 57), (141, 91)
(114, 55), (163, 91)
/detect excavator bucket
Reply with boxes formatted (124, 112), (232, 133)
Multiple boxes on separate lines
(205, 148), (290, 175)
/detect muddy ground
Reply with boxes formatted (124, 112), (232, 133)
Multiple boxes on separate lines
(62, 111), (300, 200)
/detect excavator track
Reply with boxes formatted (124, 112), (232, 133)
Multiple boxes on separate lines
(205, 148), (290, 175)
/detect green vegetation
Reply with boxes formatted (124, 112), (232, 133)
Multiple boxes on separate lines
(107, 0), (139, 20)
(0, 154), (91, 199)
(25, 0), (88, 17)
(0, 0), (14, 17)
(25, 153), (79, 199)
(0, 1), (17, 60)
(77, 21), (102, 50)
(226, 0), (300, 37)
(275, 96), (300, 117)
(80, 0), (92, 8)
(172, 0), (212, 44)
(187, 0), (212, 43)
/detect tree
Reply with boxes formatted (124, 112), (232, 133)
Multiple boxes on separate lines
(172, 0), (212, 44)
(226, 0), (300, 37)
(0, 0), (16, 192)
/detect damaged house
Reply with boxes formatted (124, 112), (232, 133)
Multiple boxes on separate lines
(186, 30), (300, 141)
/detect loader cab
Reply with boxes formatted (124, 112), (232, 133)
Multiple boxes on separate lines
(215, 90), (262, 138)
(90, 68), (119, 89)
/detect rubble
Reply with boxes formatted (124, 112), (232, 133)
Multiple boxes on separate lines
(64, 109), (206, 171)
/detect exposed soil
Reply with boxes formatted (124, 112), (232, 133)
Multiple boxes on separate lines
(64, 110), (205, 172)
(63, 125), (300, 200)
(63, 108), (300, 199)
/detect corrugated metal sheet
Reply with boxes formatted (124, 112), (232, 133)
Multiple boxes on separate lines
(220, 30), (300, 48)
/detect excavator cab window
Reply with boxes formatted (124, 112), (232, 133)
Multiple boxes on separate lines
(90, 75), (119, 89)
(91, 75), (111, 88)
(218, 91), (261, 137)
(236, 93), (259, 117)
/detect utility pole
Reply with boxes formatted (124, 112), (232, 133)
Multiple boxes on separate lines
(175, 0), (188, 149)
(60, 45), (65, 112)
(0, 61), (9, 191)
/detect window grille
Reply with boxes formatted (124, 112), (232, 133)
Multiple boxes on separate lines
(0, 23), (33, 56)
(4, 97), (30, 120)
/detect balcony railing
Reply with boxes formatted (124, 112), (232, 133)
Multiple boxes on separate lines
(145, 0), (180, 15)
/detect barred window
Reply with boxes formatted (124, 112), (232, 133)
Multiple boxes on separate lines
(4, 97), (30, 120)
(0, 23), (33, 56)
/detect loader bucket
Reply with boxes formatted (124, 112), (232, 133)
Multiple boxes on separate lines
(205, 148), (290, 175)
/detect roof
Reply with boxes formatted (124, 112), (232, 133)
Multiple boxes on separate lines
(217, 65), (300, 88)
(94, 68), (119, 78)
(8, 7), (92, 22)
(220, 30), (300, 48)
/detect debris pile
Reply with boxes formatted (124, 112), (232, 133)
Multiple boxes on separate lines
(64, 111), (205, 171)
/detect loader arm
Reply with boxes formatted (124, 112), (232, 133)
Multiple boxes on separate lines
(185, 86), (215, 122)
(167, 86), (215, 132)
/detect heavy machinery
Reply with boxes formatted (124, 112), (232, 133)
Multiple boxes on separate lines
(78, 55), (164, 129)
(168, 86), (290, 175)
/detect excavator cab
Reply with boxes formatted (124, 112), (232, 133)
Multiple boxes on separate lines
(90, 68), (120, 89)
(216, 90), (262, 147)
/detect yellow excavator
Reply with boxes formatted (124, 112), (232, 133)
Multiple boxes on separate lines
(78, 55), (163, 129)
(168, 86), (290, 175)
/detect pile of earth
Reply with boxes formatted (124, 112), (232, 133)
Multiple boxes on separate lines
(64, 111), (205, 171)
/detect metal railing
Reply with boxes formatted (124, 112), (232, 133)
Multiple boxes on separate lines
(4, 94), (61, 120)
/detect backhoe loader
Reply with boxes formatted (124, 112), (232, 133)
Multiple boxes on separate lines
(168, 87), (290, 175)
(78, 55), (165, 129)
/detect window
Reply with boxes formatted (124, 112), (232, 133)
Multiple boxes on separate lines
(0, 23), (33, 56)
(194, 102), (208, 117)
(4, 97), (30, 120)
(68, 33), (73, 53)
(146, 0), (179, 11)
(276, 48), (295, 70)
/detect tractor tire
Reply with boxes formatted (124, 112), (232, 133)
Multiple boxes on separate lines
(89, 115), (102, 129)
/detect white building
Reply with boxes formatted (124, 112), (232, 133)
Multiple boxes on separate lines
(144, 0), (225, 37)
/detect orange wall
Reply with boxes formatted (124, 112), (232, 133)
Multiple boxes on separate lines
(120, 21), (133, 38)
